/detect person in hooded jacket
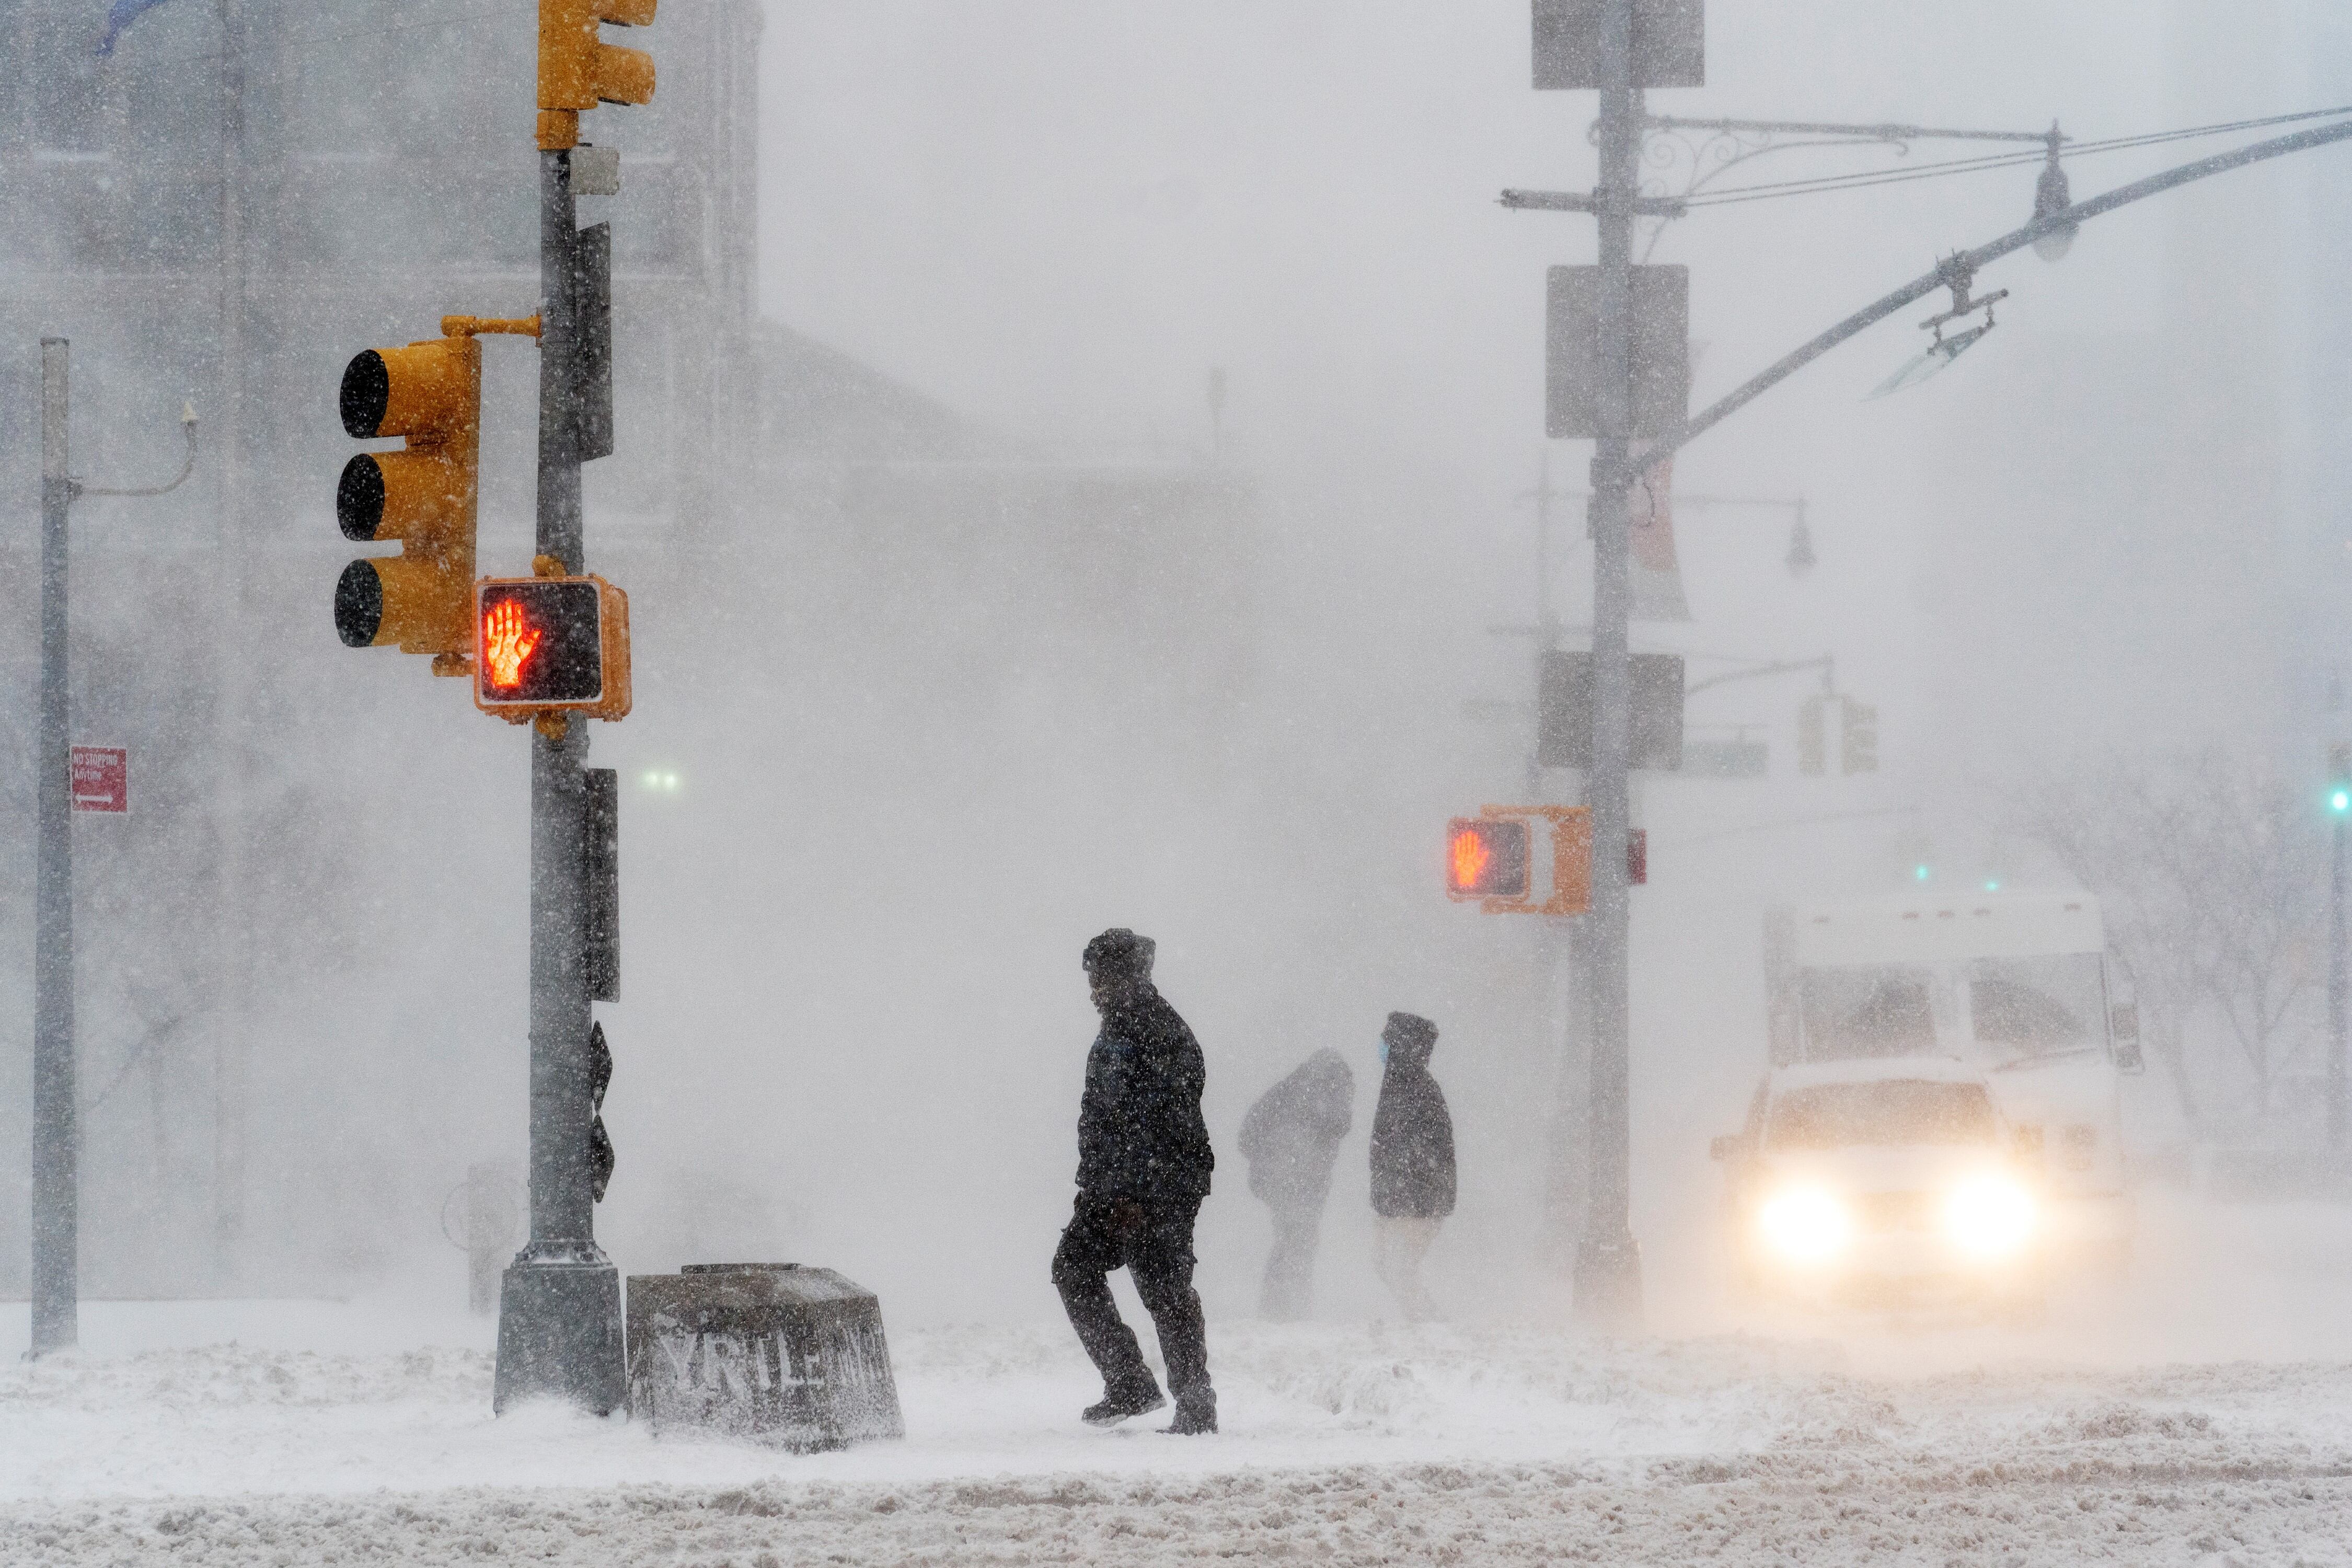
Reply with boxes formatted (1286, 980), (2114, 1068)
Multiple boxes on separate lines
(1052, 929), (1218, 1434)
(1238, 1049), (1354, 1321)
(1368, 1011), (1454, 1323)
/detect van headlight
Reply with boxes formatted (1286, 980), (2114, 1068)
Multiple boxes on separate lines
(1756, 1185), (1853, 1264)
(1941, 1173), (2037, 1261)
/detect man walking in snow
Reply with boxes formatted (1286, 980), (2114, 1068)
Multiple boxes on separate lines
(1052, 928), (1218, 1434)
(1239, 1048), (1354, 1321)
(1369, 1011), (1455, 1323)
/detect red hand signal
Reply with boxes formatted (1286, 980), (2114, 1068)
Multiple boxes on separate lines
(483, 598), (542, 688)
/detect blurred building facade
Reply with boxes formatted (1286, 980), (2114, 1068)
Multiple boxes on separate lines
(0, 0), (763, 534)
(0, 0), (1259, 1294)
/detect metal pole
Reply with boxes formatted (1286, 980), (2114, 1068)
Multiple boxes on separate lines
(492, 148), (624, 1415)
(32, 339), (77, 1358)
(210, 0), (252, 1259)
(2331, 814), (2346, 1156)
(1573, 0), (1643, 1330)
(1528, 453), (1585, 1272)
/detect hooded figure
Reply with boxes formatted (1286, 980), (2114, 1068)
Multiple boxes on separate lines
(1368, 1011), (1453, 1321)
(1052, 929), (1219, 1434)
(1238, 1049), (1355, 1320)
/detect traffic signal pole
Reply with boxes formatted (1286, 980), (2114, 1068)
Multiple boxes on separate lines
(1574, 0), (1643, 1330)
(492, 147), (625, 1415)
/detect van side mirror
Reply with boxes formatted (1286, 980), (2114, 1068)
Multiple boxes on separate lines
(2109, 1003), (2145, 1074)
(1709, 1134), (1741, 1163)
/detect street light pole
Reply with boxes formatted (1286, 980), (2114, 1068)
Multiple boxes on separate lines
(32, 341), (77, 1359)
(1575, 0), (1643, 1330)
(2331, 814), (2345, 1156)
(28, 341), (199, 1359)
(2330, 746), (2348, 1158)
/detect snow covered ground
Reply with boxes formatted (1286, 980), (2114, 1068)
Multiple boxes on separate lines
(7, 1196), (2352, 1563)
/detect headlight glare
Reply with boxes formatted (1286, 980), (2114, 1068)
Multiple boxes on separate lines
(1942, 1173), (2037, 1260)
(1756, 1185), (1853, 1265)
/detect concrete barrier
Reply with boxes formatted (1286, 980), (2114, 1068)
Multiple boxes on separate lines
(626, 1263), (904, 1450)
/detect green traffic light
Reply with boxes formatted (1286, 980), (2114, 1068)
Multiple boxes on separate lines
(1913, 863), (1931, 882)
(2332, 789), (2350, 816)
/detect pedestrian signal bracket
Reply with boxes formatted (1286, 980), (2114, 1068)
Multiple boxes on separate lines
(1469, 804), (1593, 917)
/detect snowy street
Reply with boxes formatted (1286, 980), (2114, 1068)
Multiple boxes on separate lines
(13, 1), (2352, 1563)
(9, 1281), (2352, 1565)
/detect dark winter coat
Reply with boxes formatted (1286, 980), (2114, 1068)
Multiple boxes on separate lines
(1370, 1033), (1456, 1219)
(1239, 1050), (1355, 1212)
(1075, 987), (1215, 1201)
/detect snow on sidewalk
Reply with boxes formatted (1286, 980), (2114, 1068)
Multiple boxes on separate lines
(7, 1313), (2352, 1563)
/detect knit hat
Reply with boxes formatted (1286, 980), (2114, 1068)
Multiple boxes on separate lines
(1082, 928), (1157, 979)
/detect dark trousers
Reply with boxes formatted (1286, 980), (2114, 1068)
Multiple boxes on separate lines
(1052, 1194), (1211, 1403)
(1259, 1200), (1324, 1322)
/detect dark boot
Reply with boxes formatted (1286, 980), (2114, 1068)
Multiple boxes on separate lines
(1163, 1388), (1216, 1435)
(1082, 1384), (1166, 1427)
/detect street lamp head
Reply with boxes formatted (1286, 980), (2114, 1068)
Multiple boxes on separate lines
(2032, 126), (2077, 263)
(1785, 510), (1817, 578)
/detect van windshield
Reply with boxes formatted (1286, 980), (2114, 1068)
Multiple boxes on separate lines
(1767, 1080), (1997, 1149)
(1969, 952), (2105, 1058)
(1799, 966), (1938, 1057)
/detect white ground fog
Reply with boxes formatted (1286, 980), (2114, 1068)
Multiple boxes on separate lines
(9, 1265), (2352, 1565)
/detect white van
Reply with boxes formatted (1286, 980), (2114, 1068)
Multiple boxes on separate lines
(1714, 892), (2141, 1303)
(1714, 1055), (2047, 1311)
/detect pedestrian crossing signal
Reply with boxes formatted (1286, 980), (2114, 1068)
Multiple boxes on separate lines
(472, 574), (633, 722)
(1447, 818), (1530, 901)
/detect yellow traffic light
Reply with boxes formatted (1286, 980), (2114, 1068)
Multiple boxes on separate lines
(334, 334), (481, 671)
(538, 0), (655, 151)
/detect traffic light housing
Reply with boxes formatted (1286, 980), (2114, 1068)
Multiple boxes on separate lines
(1796, 695), (1826, 775)
(1447, 817), (1530, 901)
(539, 0), (655, 150)
(2329, 742), (2350, 816)
(1841, 697), (1879, 774)
(333, 334), (480, 670)
(473, 573), (633, 722)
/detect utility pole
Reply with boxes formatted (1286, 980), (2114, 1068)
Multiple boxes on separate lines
(2330, 744), (2349, 1158)
(1575, 0), (1644, 1330)
(29, 341), (199, 1358)
(32, 341), (77, 1359)
(2332, 815), (2346, 1156)
(211, 0), (252, 1259)
(1524, 454), (1588, 1277)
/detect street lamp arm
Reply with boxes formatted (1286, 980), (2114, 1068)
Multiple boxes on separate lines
(1646, 114), (2059, 145)
(1684, 653), (1834, 698)
(77, 406), (200, 499)
(1638, 114), (2352, 475)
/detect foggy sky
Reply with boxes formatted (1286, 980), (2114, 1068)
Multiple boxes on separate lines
(12, 1), (2352, 1332)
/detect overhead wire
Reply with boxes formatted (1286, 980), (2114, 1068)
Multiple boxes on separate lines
(1678, 103), (2352, 209)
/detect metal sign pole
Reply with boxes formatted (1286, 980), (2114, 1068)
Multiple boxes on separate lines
(31, 338), (78, 1358)
(1574, 0), (1645, 1330)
